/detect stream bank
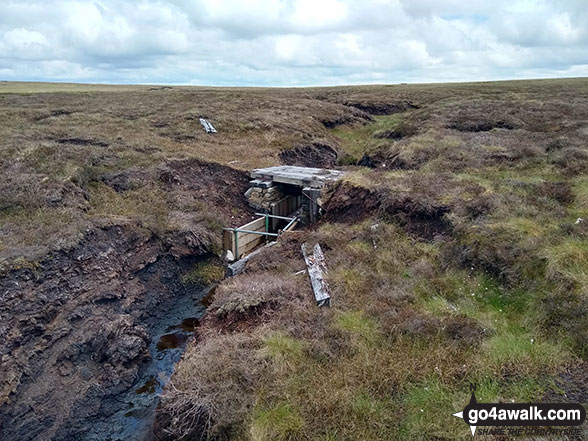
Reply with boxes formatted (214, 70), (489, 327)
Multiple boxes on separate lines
(0, 222), (216, 441)
(80, 284), (215, 441)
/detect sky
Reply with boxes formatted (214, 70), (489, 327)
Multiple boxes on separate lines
(1, 0), (588, 86)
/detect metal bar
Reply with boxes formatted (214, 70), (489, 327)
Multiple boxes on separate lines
(265, 214), (269, 244)
(223, 228), (279, 237)
(282, 216), (299, 232)
(254, 212), (296, 221)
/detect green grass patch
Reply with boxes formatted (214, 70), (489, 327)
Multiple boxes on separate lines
(572, 176), (588, 209)
(330, 114), (406, 162)
(260, 333), (306, 371)
(544, 238), (588, 289)
(399, 379), (467, 440)
(181, 260), (225, 285)
(333, 310), (379, 345)
(250, 402), (304, 441)
(480, 325), (569, 376)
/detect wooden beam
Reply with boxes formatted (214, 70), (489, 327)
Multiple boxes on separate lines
(301, 243), (331, 307)
(239, 217), (266, 231)
(254, 213), (296, 221)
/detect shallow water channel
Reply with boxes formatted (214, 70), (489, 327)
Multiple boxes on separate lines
(81, 285), (216, 441)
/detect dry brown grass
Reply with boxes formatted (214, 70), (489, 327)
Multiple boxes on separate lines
(3, 79), (588, 439)
(0, 84), (372, 263)
(166, 218), (576, 439)
(157, 78), (588, 440)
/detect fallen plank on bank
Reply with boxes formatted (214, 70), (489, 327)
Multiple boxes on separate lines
(301, 243), (331, 307)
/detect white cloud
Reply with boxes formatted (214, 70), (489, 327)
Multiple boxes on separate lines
(291, 0), (348, 28)
(4, 28), (48, 48)
(0, 0), (586, 85)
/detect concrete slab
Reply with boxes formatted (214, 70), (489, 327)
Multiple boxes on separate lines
(251, 166), (343, 188)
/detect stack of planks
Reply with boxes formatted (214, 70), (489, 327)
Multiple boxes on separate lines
(199, 118), (217, 133)
(223, 217), (267, 259)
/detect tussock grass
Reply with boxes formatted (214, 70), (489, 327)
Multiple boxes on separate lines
(250, 402), (304, 441)
(333, 310), (379, 345)
(572, 177), (588, 209)
(399, 379), (467, 440)
(480, 327), (569, 376)
(0, 207), (85, 262)
(259, 333), (306, 370)
(544, 238), (588, 289)
(210, 273), (301, 316)
(87, 181), (170, 227)
(331, 114), (406, 162)
(182, 260), (225, 286)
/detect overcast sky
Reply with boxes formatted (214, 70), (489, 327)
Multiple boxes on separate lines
(1, 0), (587, 86)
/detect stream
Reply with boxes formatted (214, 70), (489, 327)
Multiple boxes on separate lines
(80, 284), (215, 441)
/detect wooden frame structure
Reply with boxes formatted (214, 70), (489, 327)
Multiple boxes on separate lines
(223, 213), (298, 259)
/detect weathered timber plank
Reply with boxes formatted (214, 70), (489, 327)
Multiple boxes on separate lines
(223, 229), (235, 255)
(282, 220), (298, 232)
(199, 118), (217, 133)
(251, 166), (343, 188)
(237, 227), (267, 249)
(239, 236), (265, 256)
(301, 243), (331, 307)
(240, 217), (266, 231)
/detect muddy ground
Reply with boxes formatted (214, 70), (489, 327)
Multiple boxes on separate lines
(0, 222), (212, 440)
(0, 152), (257, 440)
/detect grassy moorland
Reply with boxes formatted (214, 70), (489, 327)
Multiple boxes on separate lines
(161, 78), (588, 440)
(0, 82), (366, 264)
(1, 79), (587, 439)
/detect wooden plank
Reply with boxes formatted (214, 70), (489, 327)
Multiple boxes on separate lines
(301, 243), (331, 307)
(252, 166), (326, 176)
(271, 196), (302, 230)
(224, 217), (267, 258)
(232, 229), (277, 236)
(303, 187), (321, 224)
(254, 213), (295, 221)
(240, 217), (265, 231)
(239, 236), (265, 256)
(223, 229), (235, 255)
(249, 179), (273, 188)
(199, 118), (217, 133)
(282, 219), (298, 232)
(237, 228), (267, 249)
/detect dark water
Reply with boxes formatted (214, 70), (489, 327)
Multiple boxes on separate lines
(82, 285), (214, 441)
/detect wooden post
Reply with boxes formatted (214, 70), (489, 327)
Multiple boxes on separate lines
(234, 230), (239, 259)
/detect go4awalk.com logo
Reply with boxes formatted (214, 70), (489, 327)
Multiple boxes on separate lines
(452, 384), (586, 437)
